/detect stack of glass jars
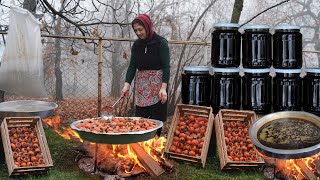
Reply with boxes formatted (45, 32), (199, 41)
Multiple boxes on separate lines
(241, 25), (272, 114)
(181, 23), (320, 116)
(210, 23), (242, 114)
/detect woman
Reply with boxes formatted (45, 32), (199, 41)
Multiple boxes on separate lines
(121, 14), (170, 136)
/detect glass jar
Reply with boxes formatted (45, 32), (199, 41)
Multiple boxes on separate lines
(242, 68), (272, 114)
(212, 68), (241, 113)
(211, 23), (241, 67)
(181, 66), (211, 106)
(242, 25), (272, 68)
(303, 68), (320, 116)
(273, 26), (302, 69)
(273, 69), (302, 111)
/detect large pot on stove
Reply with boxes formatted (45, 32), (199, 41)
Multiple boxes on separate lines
(249, 111), (320, 159)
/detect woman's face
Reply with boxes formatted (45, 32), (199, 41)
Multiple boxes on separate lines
(133, 23), (147, 40)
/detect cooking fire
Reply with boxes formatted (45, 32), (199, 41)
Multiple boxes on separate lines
(42, 115), (173, 178)
(262, 153), (320, 180)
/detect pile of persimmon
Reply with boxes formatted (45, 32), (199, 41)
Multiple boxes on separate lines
(75, 117), (158, 133)
(9, 127), (46, 167)
(168, 115), (208, 157)
(223, 120), (258, 161)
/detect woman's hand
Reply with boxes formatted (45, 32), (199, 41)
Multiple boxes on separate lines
(159, 83), (168, 104)
(121, 82), (130, 97)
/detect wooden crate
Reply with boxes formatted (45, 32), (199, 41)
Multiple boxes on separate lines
(215, 109), (264, 170)
(164, 104), (214, 168)
(1, 117), (53, 176)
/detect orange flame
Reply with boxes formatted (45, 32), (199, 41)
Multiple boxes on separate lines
(42, 115), (83, 142)
(262, 152), (320, 179)
(139, 136), (167, 160)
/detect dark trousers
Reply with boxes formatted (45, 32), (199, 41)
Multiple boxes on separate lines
(135, 101), (168, 136)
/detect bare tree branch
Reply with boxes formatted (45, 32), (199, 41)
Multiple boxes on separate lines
(168, 0), (217, 112)
(41, 0), (87, 36)
(240, 0), (290, 27)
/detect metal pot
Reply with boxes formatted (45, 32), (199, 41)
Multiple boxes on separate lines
(0, 100), (58, 119)
(249, 111), (320, 159)
(70, 117), (163, 144)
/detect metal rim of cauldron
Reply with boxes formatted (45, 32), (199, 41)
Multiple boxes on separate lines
(249, 111), (320, 159)
(0, 100), (58, 118)
(70, 117), (164, 144)
(0, 100), (58, 112)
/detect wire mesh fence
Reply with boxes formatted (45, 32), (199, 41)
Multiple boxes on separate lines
(1, 34), (319, 123)
(2, 36), (209, 124)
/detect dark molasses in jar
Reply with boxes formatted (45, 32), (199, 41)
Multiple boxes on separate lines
(303, 68), (320, 116)
(181, 66), (211, 106)
(273, 26), (302, 69)
(212, 68), (241, 113)
(242, 68), (272, 114)
(242, 25), (272, 68)
(273, 69), (302, 111)
(211, 23), (241, 67)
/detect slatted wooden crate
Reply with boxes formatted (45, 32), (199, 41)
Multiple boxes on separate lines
(215, 109), (265, 170)
(164, 104), (214, 168)
(0, 117), (53, 176)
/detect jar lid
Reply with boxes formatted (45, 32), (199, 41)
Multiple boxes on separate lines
(305, 68), (320, 73)
(183, 66), (210, 72)
(213, 22), (240, 28)
(243, 68), (270, 73)
(274, 25), (301, 30)
(214, 67), (240, 73)
(243, 25), (271, 30)
(274, 69), (301, 74)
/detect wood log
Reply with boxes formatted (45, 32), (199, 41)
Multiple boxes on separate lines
(150, 148), (174, 170)
(314, 157), (320, 176)
(130, 143), (165, 177)
(295, 159), (317, 180)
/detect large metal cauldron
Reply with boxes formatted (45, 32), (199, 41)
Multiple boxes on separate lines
(249, 111), (320, 159)
(70, 117), (163, 144)
(0, 100), (58, 119)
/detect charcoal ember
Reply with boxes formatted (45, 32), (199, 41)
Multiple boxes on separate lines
(104, 175), (125, 180)
(263, 166), (275, 180)
(116, 159), (134, 177)
(98, 157), (119, 174)
(129, 166), (145, 176)
(77, 156), (95, 173)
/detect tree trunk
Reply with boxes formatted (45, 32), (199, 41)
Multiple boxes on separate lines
(110, 0), (132, 97)
(23, 0), (37, 13)
(0, 91), (4, 102)
(110, 42), (122, 97)
(168, 0), (216, 115)
(53, 2), (66, 101)
(230, 0), (244, 23)
(54, 22), (63, 100)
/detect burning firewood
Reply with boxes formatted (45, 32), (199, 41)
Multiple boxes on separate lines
(130, 143), (165, 177)
(295, 159), (318, 180)
(150, 148), (174, 171)
(315, 156), (320, 176)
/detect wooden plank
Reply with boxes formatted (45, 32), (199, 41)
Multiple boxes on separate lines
(314, 157), (320, 175)
(295, 159), (317, 180)
(36, 120), (54, 166)
(130, 143), (165, 177)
